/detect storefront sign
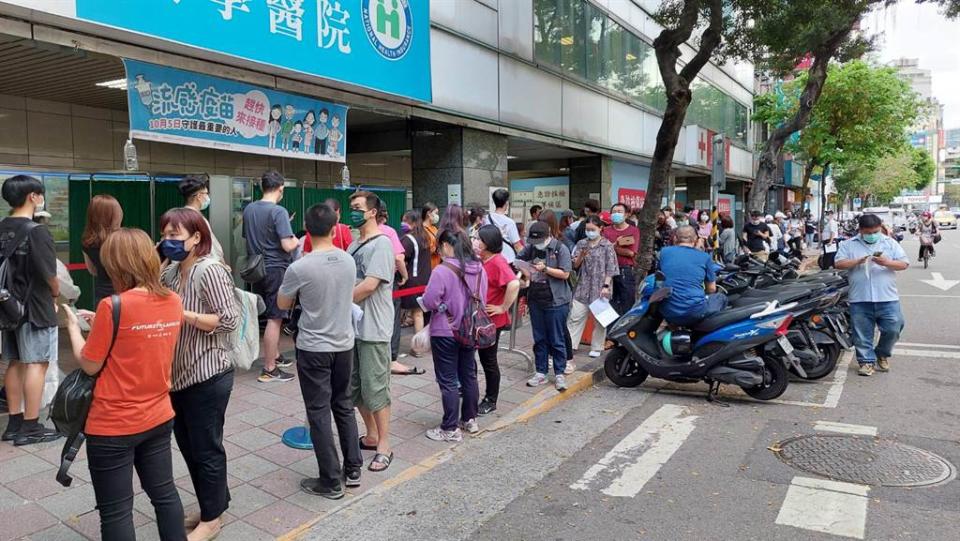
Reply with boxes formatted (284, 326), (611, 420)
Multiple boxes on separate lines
(684, 126), (731, 171)
(508, 177), (570, 223)
(76, 0), (431, 102)
(124, 59), (348, 162)
(617, 188), (647, 210)
(717, 196), (732, 216)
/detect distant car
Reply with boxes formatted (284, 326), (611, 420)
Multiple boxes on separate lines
(935, 208), (957, 229)
(862, 207), (907, 232)
(951, 207), (960, 219)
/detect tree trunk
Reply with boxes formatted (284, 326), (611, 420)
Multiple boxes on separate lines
(800, 160), (817, 205)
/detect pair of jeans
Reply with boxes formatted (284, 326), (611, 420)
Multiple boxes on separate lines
(170, 370), (233, 522)
(430, 337), (479, 431)
(86, 420), (185, 541)
(849, 301), (904, 364)
(297, 349), (363, 489)
(529, 303), (569, 376)
(611, 266), (637, 316)
(665, 293), (728, 328)
(476, 328), (503, 403)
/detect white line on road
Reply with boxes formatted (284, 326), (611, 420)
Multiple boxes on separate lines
(900, 294), (960, 298)
(776, 476), (871, 539)
(892, 348), (960, 359)
(897, 342), (960, 350)
(570, 404), (697, 498)
(919, 272), (959, 291)
(813, 421), (878, 436)
(822, 352), (853, 409)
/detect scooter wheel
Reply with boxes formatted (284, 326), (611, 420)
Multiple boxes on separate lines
(794, 342), (841, 380)
(604, 347), (648, 388)
(742, 354), (789, 400)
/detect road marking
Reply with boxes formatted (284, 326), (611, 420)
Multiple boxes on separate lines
(570, 404), (697, 498)
(919, 272), (959, 291)
(822, 352), (852, 408)
(892, 348), (960, 359)
(897, 341), (960, 350)
(776, 476), (870, 539)
(814, 421), (878, 436)
(900, 294), (960, 298)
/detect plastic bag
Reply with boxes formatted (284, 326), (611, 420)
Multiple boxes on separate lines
(411, 326), (431, 355)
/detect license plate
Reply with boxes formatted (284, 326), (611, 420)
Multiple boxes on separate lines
(778, 336), (794, 355)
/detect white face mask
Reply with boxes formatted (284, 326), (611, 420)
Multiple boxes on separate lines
(585, 230), (600, 240)
(535, 240), (550, 251)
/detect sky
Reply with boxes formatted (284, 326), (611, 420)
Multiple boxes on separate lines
(864, 1), (960, 129)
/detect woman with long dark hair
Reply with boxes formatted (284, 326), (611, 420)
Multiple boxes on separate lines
(421, 229), (487, 441)
(439, 204), (468, 234)
(400, 210), (431, 356)
(539, 209), (576, 373)
(81, 194), (123, 305)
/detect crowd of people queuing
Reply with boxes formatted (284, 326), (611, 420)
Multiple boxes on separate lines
(0, 168), (833, 540)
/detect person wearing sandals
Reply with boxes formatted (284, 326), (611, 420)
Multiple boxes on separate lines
(158, 209), (239, 541)
(475, 225), (520, 416)
(400, 210), (431, 360)
(278, 203), (363, 499)
(421, 229), (488, 441)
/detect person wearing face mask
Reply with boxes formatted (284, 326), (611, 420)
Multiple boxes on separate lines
(696, 210), (714, 251)
(568, 216), (619, 359)
(517, 221), (573, 391)
(602, 203), (640, 318)
(422, 202), (441, 269)
(834, 214), (909, 377)
(179, 175), (224, 263)
(400, 211), (431, 357)
(159, 209), (239, 540)
(742, 210), (771, 261)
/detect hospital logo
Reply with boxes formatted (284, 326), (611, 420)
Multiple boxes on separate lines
(362, 0), (413, 60)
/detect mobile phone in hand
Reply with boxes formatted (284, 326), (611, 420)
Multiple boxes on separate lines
(873, 251), (883, 257)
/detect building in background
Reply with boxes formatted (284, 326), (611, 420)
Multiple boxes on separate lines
(890, 58), (945, 193)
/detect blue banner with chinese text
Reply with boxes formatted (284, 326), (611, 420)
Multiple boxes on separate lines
(124, 59), (349, 162)
(78, 0), (431, 103)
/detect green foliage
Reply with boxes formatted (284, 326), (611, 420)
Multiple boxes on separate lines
(909, 147), (936, 190)
(833, 145), (931, 204)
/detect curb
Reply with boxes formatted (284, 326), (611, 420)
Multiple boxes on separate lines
(277, 363), (607, 541)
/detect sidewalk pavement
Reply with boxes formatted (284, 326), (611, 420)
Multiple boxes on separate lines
(0, 322), (600, 540)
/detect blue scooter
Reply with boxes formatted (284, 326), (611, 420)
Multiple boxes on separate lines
(605, 276), (800, 402)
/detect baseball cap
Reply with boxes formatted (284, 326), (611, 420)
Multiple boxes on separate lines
(527, 221), (550, 241)
(598, 211), (612, 224)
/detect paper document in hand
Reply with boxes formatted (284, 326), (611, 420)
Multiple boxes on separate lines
(589, 298), (619, 327)
(352, 304), (364, 334)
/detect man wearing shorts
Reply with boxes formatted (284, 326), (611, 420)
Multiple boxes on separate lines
(347, 191), (395, 473)
(0, 175), (61, 445)
(243, 170), (298, 383)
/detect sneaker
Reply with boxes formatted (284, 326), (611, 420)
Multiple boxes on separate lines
(13, 424), (62, 446)
(275, 354), (294, 368)
(526, 373), (548, 387)
(461, 419), (479, 434)
(477, 398), (497, 416)
(588, 350), (602, 358)
(425, 427), (463, 442)
(564, 361), (576, 375)
(877, 357), (890, 372)
(555, 374), (568, 392)
(300, 478), (344, 500)
(258, 367), (294, 383)
(1, 425), (18, 442)
(344, 469), (362, 488)
(858, 363), (875, 377)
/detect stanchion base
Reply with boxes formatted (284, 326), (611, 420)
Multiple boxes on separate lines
(281, 426), (314, 450)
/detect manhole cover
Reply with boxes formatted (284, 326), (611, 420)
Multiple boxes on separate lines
(774, 434), (956, 487)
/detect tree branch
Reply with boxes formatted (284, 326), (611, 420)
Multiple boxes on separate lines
(680, 0), (724, 83)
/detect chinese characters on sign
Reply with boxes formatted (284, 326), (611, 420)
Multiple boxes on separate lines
(617, 188), (647, 210)
(125, 59), (348, 162)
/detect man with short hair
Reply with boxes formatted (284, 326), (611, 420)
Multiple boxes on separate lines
(243, 170), (298, 383)
(742, 210), (771, 262)
(574, 199), (601, 243)
(526, 205), (543, 235)
(348, 191), (395, 472)
(0, 175), (61, 445)
(820, 210), (841, 269)
(278, 203), (363, 499)
(603, 202), (641, 316)
(303, 198), (353, 253)
(835, 214), (909, 377)
(488, 188), (523, 263)
(659, 226), (726, 326)
(178, 174), (224, 262)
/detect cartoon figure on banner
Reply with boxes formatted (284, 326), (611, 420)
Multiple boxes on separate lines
(135, 75), (152, 106)
(281, 104), (296, 150)
(292, 121), (303, 150)
(314, 108), (330, 156)
(327, 113), (343, 158)
(268, 104), (282, 149)
(302, 110), (315, 153)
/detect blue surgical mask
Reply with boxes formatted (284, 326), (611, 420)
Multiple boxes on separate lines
(160, 239), (190, 261)
(585, 230), (600, 240)
(199, 195), (210, 211)
(611, 212), (625, 225)
(861, 232), (882, 244)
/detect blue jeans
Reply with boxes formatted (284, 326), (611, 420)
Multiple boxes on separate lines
(665, 293), (727, 327)
(430, 337), (479, 431)
(849, 301), (904, 364)
(529, 303), (569, 375)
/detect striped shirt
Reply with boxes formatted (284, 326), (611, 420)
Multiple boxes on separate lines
(161, 256), (240, 391)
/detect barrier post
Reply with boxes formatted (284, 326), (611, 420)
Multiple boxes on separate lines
(499, 298), (533, 371)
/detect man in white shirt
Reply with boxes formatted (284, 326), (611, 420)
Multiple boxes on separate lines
(488, 188), (523, 263)
(765, 215), (782, 253)
(821, 210), (840, 268)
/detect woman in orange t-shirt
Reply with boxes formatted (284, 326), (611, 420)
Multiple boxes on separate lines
(63, 228), (186, 541)
(422, 202), (441, 269)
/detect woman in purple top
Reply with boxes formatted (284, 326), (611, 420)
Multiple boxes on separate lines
(421, 229), (488, 442)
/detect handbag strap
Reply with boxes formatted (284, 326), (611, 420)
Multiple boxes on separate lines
(99, 294), (122, 370)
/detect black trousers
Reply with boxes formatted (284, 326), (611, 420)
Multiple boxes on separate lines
(87, 420), (185, 541)
(391, 296), (402, 361)
(296, 349), (363, 490)
(476, 328), (503, 403)
(170, 369), (233, 522)
(788, 237), (803, 258)
(611, 265), (637, 316)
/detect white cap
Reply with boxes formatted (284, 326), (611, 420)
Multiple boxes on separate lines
(764, 214), (773, 222)
(774, 211), (786, 219)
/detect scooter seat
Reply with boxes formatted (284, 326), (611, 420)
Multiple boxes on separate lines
(692, 303), (769, 333)
(733, 288), (810, 305)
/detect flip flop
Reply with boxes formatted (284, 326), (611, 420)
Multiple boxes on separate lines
(368, 452), (394, 472)
(359, 436), (378, 451)
(391, 366), (427, 376)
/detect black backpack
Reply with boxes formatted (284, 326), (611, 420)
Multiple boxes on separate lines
(49, 294), (121, 487)
(0, 221), (38, 331)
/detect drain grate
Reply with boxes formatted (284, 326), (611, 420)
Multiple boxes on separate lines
(773, 434), (956, 487)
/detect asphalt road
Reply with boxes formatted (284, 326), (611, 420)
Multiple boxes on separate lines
(304, 230), (960, 541)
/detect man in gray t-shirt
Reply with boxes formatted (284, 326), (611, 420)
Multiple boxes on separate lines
(278, 203), (363, 493)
